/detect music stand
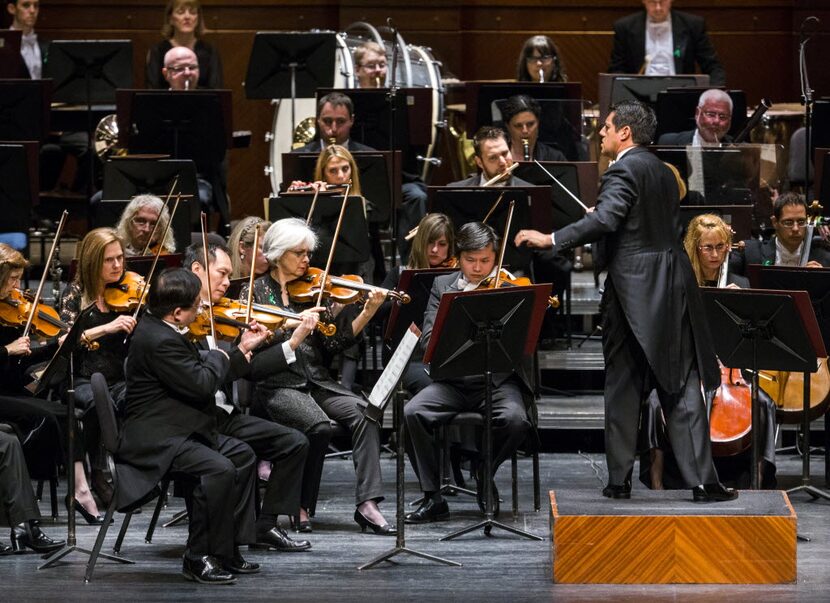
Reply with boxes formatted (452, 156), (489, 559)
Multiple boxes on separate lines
(268, 193), (370, 266)
(0, 80), (51, 142)
(512, 161), (588, 229)
(244, 32), (337, 129)
(701, 288), (828, 498)
(598, 73), (709, 121)
(424, 285), (549, 541)
(0, 142), (37, 233)
(678, 205), (753, 242)
(0, 30), (26, 78)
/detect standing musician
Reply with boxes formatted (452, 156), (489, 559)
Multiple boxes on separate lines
(118, 268), (257, 585)
(0, 243), (102, 526)
(729, 192), (830, 275)
(515, 35), (567, 83)
(500, 95), (567, 163)
(404, 222), (533, 523)
(515, 100), (736, 502)
(240, 218), (394, 536)
(353, 41), (387, 89)
(114, 194), (176, 257)
(227, 216), (271, 279)
(59, 227), (138, 516)
(184, 242), (311, 552)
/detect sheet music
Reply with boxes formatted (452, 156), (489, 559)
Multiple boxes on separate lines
(367, 323), (421, 411)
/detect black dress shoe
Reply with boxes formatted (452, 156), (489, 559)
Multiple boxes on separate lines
(405, 499), (450, 524)
(10, 523), (65, 555)
(182, 554), (237, 585)
(222, 549), (260, 574)
(289, 515), (312, 533)
(0, 541), (13, 556)
(692, 483), (738, 503)
(353, 509), (396, 535)
(602, 483), (632, 499)
(251, 526), (312, 552)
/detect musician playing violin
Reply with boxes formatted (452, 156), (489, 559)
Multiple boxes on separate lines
(240, 218), (394, 536)
(227, 216), (271, 279)
(404, 222), (533, 524)
(114, 194), (176, 257)
(184, 242), (312, 552)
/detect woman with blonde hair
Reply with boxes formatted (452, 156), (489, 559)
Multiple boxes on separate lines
(683, 213), (747, 288)
(227, 216), (271, 279)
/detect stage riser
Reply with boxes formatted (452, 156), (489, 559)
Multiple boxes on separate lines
(550, 490), (797, 584)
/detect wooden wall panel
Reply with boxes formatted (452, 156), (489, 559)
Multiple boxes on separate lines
(8, 0), (828, 220)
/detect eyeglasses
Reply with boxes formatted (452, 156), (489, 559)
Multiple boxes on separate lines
(360, 62), (387, 71)
(779, 219), (808, 229)
(286, 249), (312, 260)
(131, 216), (158, 229)
(166, 64), (199, 74)
(700, 110), (730, 122)
(698, 243), (728, 254)
(526, 55), (554, 64)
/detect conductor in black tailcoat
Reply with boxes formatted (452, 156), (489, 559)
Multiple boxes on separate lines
(516, 100), (736, 503)
(117, 268), (259, 584)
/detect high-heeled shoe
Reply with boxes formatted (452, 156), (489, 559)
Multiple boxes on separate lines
(65, 495), (111, 525)
(353, 509), (396, 536)
(289, 515), (312, 533)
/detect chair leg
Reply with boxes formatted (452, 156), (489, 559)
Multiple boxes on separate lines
(49, 476), (59, 519)
(145, 480), (169, 544)
(84, 497), (117, 582)
(36, 480), (44, 501)
(532, 449), (540, 512)
(113, 511), (133, 554)
(511, 451), (519, 520)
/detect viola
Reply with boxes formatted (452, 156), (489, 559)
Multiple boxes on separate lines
(286, 267), (411, 306)
(0, 289), (69, 339)
(103, 271), (148, 312)
(709, 365), (752, 456)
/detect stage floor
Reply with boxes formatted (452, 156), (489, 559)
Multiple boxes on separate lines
(5, 452), (830, 601)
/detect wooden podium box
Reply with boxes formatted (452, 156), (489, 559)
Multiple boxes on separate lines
(550, 489), (796, 584)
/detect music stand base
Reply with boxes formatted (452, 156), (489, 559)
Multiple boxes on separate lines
(358, 545), (462, 570)
(786, 483), (830, 501)
(440, 518), (543, 541)
(38, 544), (132, 571)
(162, 510), (188, 528)
(410, 484), (480, 507)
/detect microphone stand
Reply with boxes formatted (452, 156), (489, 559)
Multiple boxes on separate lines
(799, 16), (819, 199)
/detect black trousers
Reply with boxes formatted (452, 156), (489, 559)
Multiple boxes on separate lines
(216, 411), (308, 517)
(170, 434), (256, 559)
(602, 283), (719, 488)
(0, 432), (40, 527)
(404, 377), (530, 493)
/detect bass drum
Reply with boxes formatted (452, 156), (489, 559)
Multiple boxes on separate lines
(266, 23), (445, 194)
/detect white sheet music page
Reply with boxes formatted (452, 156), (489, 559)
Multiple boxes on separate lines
(367, 323), (421, 410)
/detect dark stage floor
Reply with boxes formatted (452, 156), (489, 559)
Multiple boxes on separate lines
(4, 452), (830, 601)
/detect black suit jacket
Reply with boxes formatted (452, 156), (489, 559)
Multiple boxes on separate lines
(448, 175), (533, 188)
(293, 139), (375, 154)
(728, 236), (830, 276)
(657, 130), (734, 145)
(116, 313), (241, 509)
(551, 146), (719, 394)
(608, 10), (726, 86)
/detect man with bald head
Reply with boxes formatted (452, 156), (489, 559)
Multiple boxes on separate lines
(162, 46), (200, 90)
(658, 89), (733, 145)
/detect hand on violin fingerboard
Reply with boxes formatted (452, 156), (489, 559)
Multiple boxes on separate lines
(288, 310), (320, 350)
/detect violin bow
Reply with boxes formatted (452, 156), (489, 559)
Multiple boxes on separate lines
(200, 212), (217, 346)
(532, 159), (590, 213)
(316, 182), (351, 308)
(141, 176), (179, 256)
(305, 186), (321, 226)
(481, 191), (505, 225)
(22, 210), (68, 339)
(245, 226), (260, 324)
(492, 200), (516, 290)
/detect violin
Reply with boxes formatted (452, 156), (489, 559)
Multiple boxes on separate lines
(709, 365), (752, 456)
(192, 297), (336, 339)
(286, 267), (411, 306)
(438, 257), (458, 269)
(472, 269), (560, 308)
(103, 271), (148, 312)
(0, 289), (69, 339)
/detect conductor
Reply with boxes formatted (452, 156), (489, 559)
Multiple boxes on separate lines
(515, 100), (736, 503)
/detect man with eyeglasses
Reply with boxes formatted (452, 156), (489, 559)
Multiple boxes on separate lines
(163, 46), (200, 91)
(658, 89), (733, 145)
(609, 0), (725, 86)
(115, 194), (176, 256)
(353, 41), (387, 89)
(729, 192), (830, 275)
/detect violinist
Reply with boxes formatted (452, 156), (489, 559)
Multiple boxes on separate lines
(729, 192), (830, 275)
(404, 222), (533, 524)
(184, 242), (312, 552)
(59, 227), (137, 515)
(227, 216), (271, 279)
(114, 194), (176, 257)
(0, 243), (104, 527)
(241, 218), (394, 536)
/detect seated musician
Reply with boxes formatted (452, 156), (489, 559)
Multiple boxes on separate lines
(227, 216), (271, 279)
(500, 95), (566, 163)
(6, 0), (45, 79)
(162, 45), (200, 91)
(0, 430), (65, 555)
(184, 241), (311, 552)
(240, 218), (394, 536)
(353, 41), (387, 89)
(0, 242), (103, 528)
(515, 35), (567, 83)
(657, 89), (733, 146)
(118, 268), (257, 584)
(729, 192), (830, 276)
(404, 222), (532, 523)
(450, 126), (532, 188)
(114, 194), (176, 257)
(641, 214), (777, 489)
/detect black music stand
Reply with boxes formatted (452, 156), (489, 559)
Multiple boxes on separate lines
(268, 194), (370, 266)
(0, 80), (51, 142)
(678, 205), (754, 242)
(701, 288), (827, 498)
(0, 142), (37, 233)
(0, 30), (27, 78)
(425, 285), (549, 541)
(244, 32), (337, 129)
(597, 73), (709, 121)
(38, 305), (132, 570)
(513, 161), (585, 229)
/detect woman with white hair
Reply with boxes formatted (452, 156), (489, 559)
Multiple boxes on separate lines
(114, 194), (176, 257)
(240, 218), (391, 535)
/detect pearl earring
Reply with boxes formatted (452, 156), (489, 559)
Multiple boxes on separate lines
(240, 253), (245, 260)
